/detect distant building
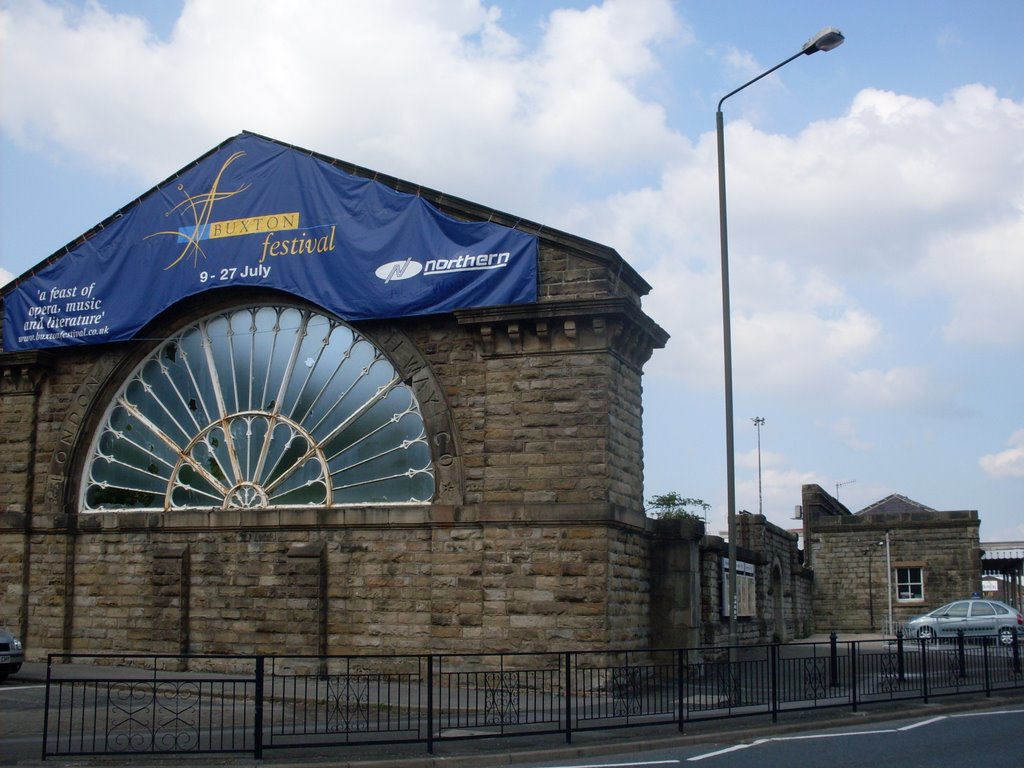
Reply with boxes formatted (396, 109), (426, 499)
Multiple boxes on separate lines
(981, 542), (1024, 611)
(801, 484), (981, 633)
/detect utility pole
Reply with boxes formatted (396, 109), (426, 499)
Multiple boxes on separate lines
(751, 417), (765, 516)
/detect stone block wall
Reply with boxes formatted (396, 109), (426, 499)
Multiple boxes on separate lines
(810, 514), (981, 632)
(736, 512), (814, 641)
(697, 537), (760, 647)
(649, 517), (704, 650)
(0, 136), (666, 663)
(696, 521), (813, 647)
(1, 354), (52, 645)
(1, 219), (666, 659)
(791, 568), (814, 638)
(801, 484), (982, 633)
(5, 513), (650, 658)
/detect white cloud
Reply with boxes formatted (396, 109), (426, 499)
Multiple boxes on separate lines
(841, 366), (931, 409)
(638, 242), (888, 401)
(830, 416), (874, 452)
(723, 47), (761, 81)
(980, 430), (1024, 479)
(0, 0), (685, 220)
(734, 451), (816, 524)
(524, 0), (681, 170)
(565, 81), (1024, 411)
(721, 86), (1020, 273)
(919, 214), (1024, 345)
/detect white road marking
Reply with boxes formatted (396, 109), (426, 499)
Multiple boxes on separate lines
(757, 729), (898, 740)
(951, 708), (1024, 718)
(539, 761), (681, 768)
(688, 709), (1024, 762)
(898, 715), (946, 731)
(687, 741), (764, 761)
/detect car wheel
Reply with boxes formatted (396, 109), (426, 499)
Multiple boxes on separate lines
(917, 626), (936, 642)
(998, 627), (1015, 646)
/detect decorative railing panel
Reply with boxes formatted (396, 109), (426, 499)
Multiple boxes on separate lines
(43, 658), (256, 758)
(264, 655), (425, 748)
(435, 654), (563, 735)
(42, 635), (1024, 760)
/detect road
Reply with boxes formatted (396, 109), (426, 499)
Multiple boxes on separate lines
(510, 706), (1024, 768)
(3, 658), (1023, 767)
(0, 678), (46, 764)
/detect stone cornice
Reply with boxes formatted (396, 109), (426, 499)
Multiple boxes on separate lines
(42, 502), (648, 533)
(0, 350), (56, 394)
(455, 298), (669, 368)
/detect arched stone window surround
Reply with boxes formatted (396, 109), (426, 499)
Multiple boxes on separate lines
(47, 296), (462, 519)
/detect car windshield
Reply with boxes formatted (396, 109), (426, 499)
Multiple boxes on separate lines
(933, 602), (969, 618)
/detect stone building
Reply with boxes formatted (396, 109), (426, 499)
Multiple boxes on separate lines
(801, 484), (981, 633)
(981, 542), (1024, 611)
(0, 132), (671, 660)
(733, 512), (814, 642)
(695, 513), (813, 647)
(628, 513), (814, 651)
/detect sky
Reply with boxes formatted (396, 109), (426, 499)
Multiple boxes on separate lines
(1, 0), (1023, 542)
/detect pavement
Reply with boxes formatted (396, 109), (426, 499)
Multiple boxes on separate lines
(6, 633), (1021, 768)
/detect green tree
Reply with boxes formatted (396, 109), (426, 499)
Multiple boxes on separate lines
(645, 492), (710, 522)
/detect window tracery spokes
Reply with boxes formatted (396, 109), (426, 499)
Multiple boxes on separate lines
(168, 413), (330, 509)
(82, 306), (435, 512)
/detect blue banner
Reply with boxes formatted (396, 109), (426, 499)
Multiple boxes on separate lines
(3, 133), (537, 351)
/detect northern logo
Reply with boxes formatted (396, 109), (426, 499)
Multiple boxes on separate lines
(375, 252), (511, 283)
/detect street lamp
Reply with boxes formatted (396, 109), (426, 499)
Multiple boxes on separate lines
(863, 541), (884, 631)
(718, 27), (845, 651)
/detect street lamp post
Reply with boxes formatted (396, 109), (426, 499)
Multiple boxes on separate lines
(751, 417), (765, 516)
(884, 530), (894, 635)
(718, 27), (844, 653)
(864, 541), (883, 631)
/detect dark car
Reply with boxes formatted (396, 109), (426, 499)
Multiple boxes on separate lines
(907, 599), (1023, 645)
(0, 626), (24, 682)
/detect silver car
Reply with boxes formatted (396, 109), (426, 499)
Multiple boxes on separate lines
(907, 599), (1023, 645)
(0, 626), (24, 682)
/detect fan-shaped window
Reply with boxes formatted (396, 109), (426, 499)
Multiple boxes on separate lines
(81, 306), (434, 511)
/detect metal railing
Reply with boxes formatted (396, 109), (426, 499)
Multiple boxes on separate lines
(41, 631), (1024, 760)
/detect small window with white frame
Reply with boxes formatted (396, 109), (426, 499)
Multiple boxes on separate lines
(895, 566), (924, 602)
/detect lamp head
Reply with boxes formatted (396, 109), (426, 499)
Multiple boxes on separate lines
(803, 27), (845, 55)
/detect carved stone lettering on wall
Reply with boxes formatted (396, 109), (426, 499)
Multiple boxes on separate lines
(46, 352), (124, 519)
(362, 323), (464, 506)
